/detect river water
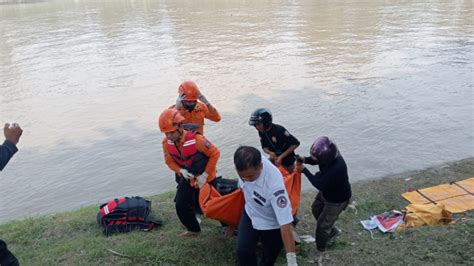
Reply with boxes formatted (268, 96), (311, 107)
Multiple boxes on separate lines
(0, 0), (472, 223)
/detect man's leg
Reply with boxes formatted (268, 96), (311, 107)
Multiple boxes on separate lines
(175, 177), (201, 233)
(193, 186), (203, 215)
(260, 228), (284, 266)
(311, 192), (325, 221)
(315, 199), (349, 251)
(236, 210), (259, 266)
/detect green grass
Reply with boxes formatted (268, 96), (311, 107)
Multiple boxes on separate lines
(1, 158), (473, 265)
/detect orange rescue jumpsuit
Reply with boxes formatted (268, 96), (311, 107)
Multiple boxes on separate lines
(176, 102), (221, 135)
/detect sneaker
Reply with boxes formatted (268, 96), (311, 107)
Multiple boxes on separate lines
(314, 250), (329, 264)
(196, 215), (202, 224)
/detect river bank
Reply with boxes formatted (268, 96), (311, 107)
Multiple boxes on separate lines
(1, 158), (473, 265)
(2, 0), (473, 222)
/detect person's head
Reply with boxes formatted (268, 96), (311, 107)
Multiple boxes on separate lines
(248, 108), (272, 132)
(158, 108), (185, 142)
(310, 136), (339, 165)
(234, 146), (263, 182)
(178, 81), (201, 112)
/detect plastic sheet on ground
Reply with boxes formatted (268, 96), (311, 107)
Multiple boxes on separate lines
(360, 210), (405, 233)
(401, 177), (474, 213)
(397, 203), (453, 230)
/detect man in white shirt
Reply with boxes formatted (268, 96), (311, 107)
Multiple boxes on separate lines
(234, 146), (297, 266)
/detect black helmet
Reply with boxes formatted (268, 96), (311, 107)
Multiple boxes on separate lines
(249, 108), (272, 127)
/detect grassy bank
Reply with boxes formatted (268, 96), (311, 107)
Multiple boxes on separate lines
(1, 158), (473, 265)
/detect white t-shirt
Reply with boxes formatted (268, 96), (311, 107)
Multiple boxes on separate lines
(238, 156), (294, 230)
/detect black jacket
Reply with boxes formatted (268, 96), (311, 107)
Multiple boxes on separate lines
(302, 155), (352, 203)
(258, 123), (300, 165)
(0, 140), (18, 171)
(0, 239), (19, 266)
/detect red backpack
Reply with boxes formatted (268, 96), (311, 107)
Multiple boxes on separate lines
(97, 196), (162, 236)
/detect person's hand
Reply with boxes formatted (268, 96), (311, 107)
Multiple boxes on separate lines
(295, 160), (305, 173)
(296, 154), (305, 164)
(4, 123), (23, 145)
(286, 252), (298, 266)
(199, 93), (210, 105)
(179, 169), (194, 180)
(175, 93), (185, 109)
(269, 152), (277, 161)
(197, 172), (209, 188)
(275, 155), (283, 166)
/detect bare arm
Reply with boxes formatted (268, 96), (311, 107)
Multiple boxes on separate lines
(263, 147), (275, 156)
(263, 148), (277, 162)
(280, 223), (296, 253)
(277, 144), (299, 162)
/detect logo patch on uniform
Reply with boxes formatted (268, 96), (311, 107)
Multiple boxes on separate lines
(284, 130), (290, 137)
(273, 189), (285, 197)
(272, 136), (277, 143)
(276, 195), (288, 208)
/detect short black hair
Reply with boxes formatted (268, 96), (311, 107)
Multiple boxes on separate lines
(234, 146), (262, 172)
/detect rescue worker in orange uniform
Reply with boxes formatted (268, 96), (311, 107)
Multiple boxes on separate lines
(159, 108), (220, 236)
(174, 81), (221, 135)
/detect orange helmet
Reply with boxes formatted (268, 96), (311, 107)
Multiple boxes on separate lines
(158, 108), (185, 133)
(178, 81), (201, 101)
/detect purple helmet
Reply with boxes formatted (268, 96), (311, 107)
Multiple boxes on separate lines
(310, 136), (339, 165)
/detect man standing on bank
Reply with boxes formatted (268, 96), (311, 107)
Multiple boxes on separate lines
(249, 108), (299, 167)
(1, 122), (23, 266)
(158, 108), (220, 236)
(296, 136), (352, 258)
(234, 146), (297, 266)
(174, 81), (221, 135)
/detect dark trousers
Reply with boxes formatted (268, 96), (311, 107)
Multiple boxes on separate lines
(175, 175), (201, 232)
(236, 210), (283, 266)
(0, 240), (19, 266)
(312, 192), (349, 251)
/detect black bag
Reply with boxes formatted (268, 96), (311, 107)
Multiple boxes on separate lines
(213, 176), (239, 196)
(97, 196), (162, 236)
